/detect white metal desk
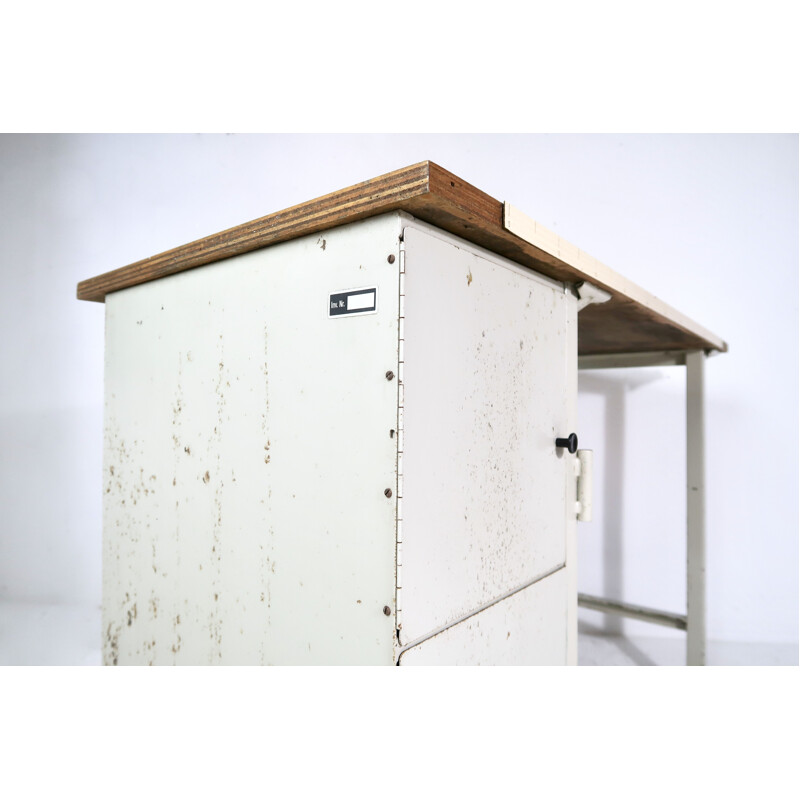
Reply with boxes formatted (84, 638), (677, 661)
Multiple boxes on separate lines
(78, 162), (725, 665)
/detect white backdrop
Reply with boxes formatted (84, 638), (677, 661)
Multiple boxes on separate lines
(0, 133), (796, 648)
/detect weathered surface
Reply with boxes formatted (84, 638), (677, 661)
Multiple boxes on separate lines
(77, 161), (726, 356)
(102, 214), (402, 665)
(399, 222), (576, 652)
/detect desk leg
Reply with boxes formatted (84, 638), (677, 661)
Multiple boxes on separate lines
(686, 351), (707, 666)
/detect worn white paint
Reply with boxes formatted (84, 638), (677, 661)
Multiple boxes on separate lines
(398, 567), (568, 665)
(399, 221), (576, 653)
(102, 210), (581, 665)
(103, 214), (403, 665)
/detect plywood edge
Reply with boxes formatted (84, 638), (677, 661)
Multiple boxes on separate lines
(77, 160), (727, 357)
(503, 202), (728, 353)
(76, 161), (433, 302)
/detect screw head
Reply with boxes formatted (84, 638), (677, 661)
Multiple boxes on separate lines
(384, 488), (393, 498)
(385, 370), (394, 381)
(383, 606), (392, 616)
(387, 254), (396, 264)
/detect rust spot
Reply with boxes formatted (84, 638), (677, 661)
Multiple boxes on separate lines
(467, 270), (473, 286)
(106, 623), (120, 666)
(203, 470), (210, 484)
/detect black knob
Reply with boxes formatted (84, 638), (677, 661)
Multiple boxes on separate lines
(555, 433), (578, 454)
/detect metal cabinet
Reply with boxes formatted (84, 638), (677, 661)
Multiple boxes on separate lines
(100, 213), (577, 665)
(82, 161), (725, 665)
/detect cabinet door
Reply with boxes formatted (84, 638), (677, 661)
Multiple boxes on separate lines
(398, 567), (568, 665)
(399, 223), (575, 649)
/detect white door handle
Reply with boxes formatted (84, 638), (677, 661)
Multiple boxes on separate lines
(574, 449), (593, 522)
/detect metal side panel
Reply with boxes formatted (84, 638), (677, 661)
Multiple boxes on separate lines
(565, 289), (578, 665)
(398, 567), (568, 665)
(399, 223), (573, 647)
(102, 213), (402, 665)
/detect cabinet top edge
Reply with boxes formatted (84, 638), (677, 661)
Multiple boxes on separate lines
(76, 160), (726, 356)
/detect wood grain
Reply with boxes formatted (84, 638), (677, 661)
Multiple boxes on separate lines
(77, 160), (727, 355)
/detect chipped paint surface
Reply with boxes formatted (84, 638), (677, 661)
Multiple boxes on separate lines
(103, 214), (402, 665)
(399, 222), (575, 649)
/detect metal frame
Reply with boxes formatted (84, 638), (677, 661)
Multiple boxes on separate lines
(577, 349), (707, 665)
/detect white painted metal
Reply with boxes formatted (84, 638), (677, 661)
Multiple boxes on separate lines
(103, 214), (402, 665)
(398, 567), (568, 665)
(564, 286), (579, 665)
(399, 220), (576, 652)
(686, 350), (707, 665)
(102, 209), (584, 666)
(576, 449), (593, 522)
(577, 593), (687, 630)
(578, 351), (688, 370)
(395, 236), (407, 642)
(575, 282), (612, 312)
(503, 202), (727, 353)
(577, 349), (709, 665)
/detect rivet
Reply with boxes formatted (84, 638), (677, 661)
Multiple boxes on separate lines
(383, 606), (392, 616)
(384, 488), (393, 498)
(387, 254), (396, 264)
(385, 370), (395, 381)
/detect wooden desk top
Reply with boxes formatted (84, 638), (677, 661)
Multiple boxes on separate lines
(77, 161), (726, 355)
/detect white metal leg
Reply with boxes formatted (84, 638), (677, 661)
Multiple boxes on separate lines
(578, 349), (709, 666)
(686, 350), (707, 666)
